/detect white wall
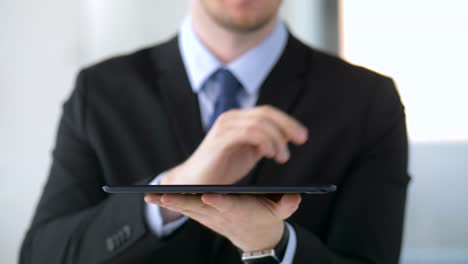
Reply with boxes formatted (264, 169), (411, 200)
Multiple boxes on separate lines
(403, 143), (468, 264)
(80, 0), (189, 64)
(342, 1), (468, 263)
(0, 1), (320, 263)
(1, 1), (82, 262)
(342, 0), (468, 143)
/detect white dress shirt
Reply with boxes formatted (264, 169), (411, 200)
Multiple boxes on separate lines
(145, 16), (297, 263)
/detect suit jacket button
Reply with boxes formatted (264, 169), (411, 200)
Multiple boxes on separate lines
(106, 238), (115, 252)
(123, 225), (131, 238)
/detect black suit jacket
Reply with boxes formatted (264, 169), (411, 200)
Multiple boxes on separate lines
(20, 35), (409, 264)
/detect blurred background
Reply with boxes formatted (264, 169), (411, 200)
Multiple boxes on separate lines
(1, 0), (467, 263)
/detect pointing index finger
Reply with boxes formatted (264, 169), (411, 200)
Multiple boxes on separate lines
(256, 105), (308, 145)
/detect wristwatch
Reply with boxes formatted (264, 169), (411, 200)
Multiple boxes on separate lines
(241, 224), (289, 264)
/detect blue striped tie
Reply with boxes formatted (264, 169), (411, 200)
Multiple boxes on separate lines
(207, 69), (243, 129)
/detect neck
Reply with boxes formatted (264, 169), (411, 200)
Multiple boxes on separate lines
(190, 2), (277, 64)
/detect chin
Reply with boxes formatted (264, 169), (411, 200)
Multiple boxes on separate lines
(202, 0), (281, 32)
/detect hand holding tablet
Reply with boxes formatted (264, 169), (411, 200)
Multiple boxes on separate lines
(103, 107), (334, 254)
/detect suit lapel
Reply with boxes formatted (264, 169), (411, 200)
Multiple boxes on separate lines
(150, 37), (205, 160)
(237, 35), (312, 186)
(256, 34), (309, 114)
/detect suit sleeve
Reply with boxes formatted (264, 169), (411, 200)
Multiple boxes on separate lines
(19, 70), (213, 264)
(291, 77), (409, 264)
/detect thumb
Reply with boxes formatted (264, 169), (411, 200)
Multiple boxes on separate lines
(275, 194), (302, 219)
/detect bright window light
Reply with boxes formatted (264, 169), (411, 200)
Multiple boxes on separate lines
(342, 0), (468, 143)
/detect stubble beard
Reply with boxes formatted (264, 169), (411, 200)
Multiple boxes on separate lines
(201, 3), (278, 34)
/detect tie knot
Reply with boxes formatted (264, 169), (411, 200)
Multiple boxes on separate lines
(214, 69), (242, 97)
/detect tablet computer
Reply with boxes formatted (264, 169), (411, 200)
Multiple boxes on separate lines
(102, 185), (336, 194)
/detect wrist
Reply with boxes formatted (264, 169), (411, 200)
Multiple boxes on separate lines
(238, 221), (284, 252)
(160, 163), (204, 185)
(161, 154), (229, 184)
(240, 222), (289, 263)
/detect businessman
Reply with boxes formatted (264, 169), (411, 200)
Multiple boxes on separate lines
(21, 0), (409, 263)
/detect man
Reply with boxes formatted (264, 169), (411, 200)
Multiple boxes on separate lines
(20, 0), (409, 263)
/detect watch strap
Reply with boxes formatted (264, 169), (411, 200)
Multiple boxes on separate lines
(241, 223), (289, 264)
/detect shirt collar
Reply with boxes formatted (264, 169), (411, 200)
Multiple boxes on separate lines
(178, 17), (288, 95)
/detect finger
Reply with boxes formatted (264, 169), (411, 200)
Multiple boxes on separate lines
(214, 109), (299, 162)
(144, 194), (163, 205)
(160, 195), (231, 233)
(207, 113), (276, 158)
(160, 194), (218, 215)
(264, 194), (284, 203)
(234, 117), (290, 163)
(161, 203), (211, 221)
(274, 194), (302, 219)
(225, 124), (276, 159)
(159, 196), (221, 226)
(201, 194), (238, 214)
(216, 106), (307, 145)
(254, 106), (308, 145)
(211, 108), (302, 163)
(254, 118), (290, 163)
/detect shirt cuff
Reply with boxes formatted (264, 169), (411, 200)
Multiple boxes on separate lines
(144, 173), (189, 237)
(280, 222), (297, 264)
